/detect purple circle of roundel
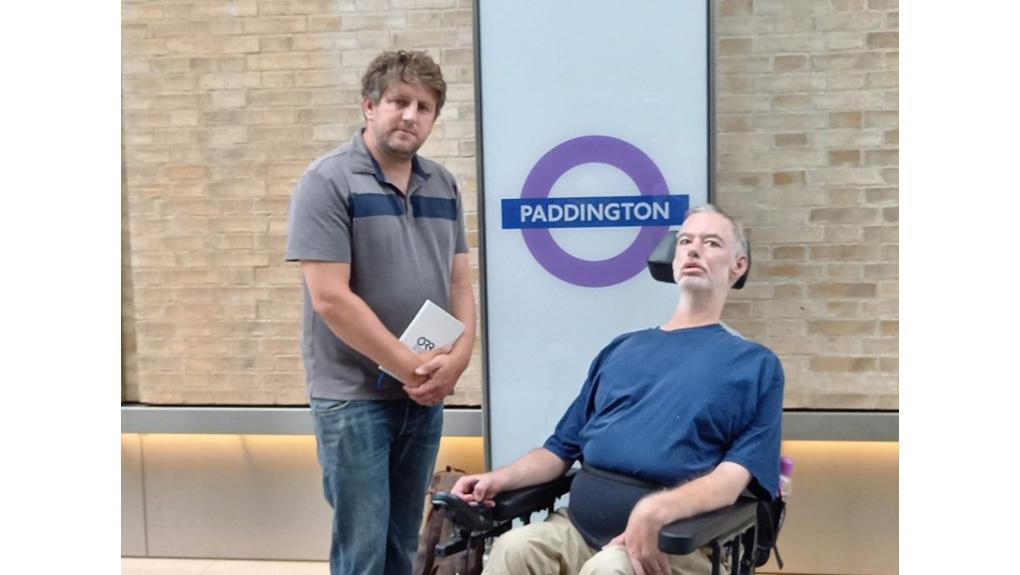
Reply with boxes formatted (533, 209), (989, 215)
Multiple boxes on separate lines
(520, 135), (670, 288)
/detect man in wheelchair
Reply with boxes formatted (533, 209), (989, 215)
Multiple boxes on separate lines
(450, 205), (785, 575)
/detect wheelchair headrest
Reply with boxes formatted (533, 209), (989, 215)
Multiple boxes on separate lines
(646, 229), (751, 289)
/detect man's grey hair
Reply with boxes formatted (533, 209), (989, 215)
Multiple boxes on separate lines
(685, 204), (748, 258)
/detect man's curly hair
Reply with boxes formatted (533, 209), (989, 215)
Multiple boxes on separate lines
(361, 50), (447, 116)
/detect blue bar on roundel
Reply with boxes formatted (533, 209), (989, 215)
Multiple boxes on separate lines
(501, 195), (688, 229)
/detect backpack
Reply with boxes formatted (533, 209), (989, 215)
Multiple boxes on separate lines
(752, 496), (787, 569)
(412, 466), (485, 575)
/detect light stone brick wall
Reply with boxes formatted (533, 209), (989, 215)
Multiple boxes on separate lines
(716, 0), (898, 409)
(122, 0), (479, 405)
(122, 0), (897, 409)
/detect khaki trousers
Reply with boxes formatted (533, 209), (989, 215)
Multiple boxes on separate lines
(482, 509), (721, 575)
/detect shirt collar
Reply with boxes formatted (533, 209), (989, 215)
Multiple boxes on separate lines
(351, 129), (432, 184)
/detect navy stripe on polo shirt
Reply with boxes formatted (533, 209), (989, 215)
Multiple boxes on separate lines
(411, 196), (458, 220)
(350, 193), (404, 218)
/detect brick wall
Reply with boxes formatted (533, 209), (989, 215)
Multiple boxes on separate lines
(716, 0), (898, 409)
(121, 0), (479, 404)
(122, 0), (897, 409)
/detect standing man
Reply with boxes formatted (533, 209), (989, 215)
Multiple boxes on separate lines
(453, 206), (783, 575)
(286, 50), (476, 575)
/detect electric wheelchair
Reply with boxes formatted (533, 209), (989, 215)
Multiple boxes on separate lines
(424, 230), (784, 575)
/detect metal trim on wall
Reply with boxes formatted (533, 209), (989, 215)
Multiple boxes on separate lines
(781, 410), (899, 442)
(121, 406), (896, 441)
(120, 406), (483, 437)
(707, 0), (717, 203)
(471, 0), (494, 471)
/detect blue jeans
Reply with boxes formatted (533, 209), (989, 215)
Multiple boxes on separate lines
(310, 397), (443, 575)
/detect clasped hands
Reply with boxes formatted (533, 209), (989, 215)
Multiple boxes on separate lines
(402, 346), (464, 407)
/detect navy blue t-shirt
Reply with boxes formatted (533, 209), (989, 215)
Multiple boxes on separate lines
(543, 324), (784, 497)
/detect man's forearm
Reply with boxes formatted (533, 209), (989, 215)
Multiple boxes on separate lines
(638, 461), (751, 527)
(302, 262), (423, 383)
(313, 289), (423, 383)
(494, 448), (572, 491)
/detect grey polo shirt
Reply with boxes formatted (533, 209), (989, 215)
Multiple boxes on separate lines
(285, 130), (468, 400)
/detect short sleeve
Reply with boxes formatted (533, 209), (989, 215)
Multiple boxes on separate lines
(285, 169), (352, 263)
(542, 345), (613, 463)
(722, 353), (785, 498)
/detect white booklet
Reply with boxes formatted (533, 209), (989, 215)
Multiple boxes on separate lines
(380, 300), (464, 383)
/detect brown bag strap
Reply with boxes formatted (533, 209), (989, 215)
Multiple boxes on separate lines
(412, 466), (466, 575)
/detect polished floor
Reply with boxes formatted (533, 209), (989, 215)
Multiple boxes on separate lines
(121, 558), (329, 574)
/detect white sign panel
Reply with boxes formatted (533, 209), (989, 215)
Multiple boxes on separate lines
(478, 1), (711, 468)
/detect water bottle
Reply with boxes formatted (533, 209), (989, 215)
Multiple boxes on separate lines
(778, 456), (794, 499)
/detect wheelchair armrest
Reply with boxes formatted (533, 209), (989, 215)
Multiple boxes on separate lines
(432, 469), (576, 533)
(431, 492), (496, 533)
(658, 499), (758, 555)
(490, 469), (576, 522)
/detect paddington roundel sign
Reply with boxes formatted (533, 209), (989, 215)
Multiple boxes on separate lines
(502, 135), (688, 288)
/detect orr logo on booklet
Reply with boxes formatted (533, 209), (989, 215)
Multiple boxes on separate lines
(501, 135), (689, 288)
(414, 336), (436, 353)
(378, 300), (464, 385)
